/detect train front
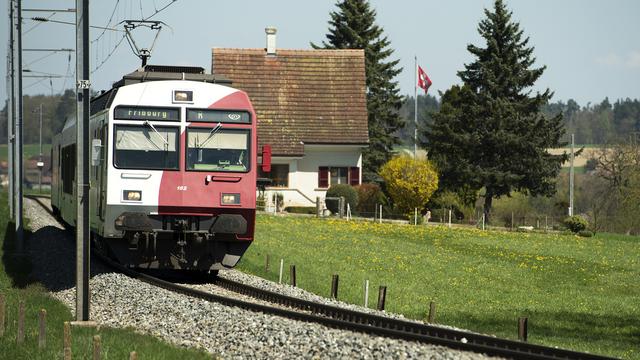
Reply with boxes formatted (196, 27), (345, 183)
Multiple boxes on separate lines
(102, 80), (258, 271)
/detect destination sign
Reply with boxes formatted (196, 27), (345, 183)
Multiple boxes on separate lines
(114, 106), (180, 121)
(187, 109), (251, 124)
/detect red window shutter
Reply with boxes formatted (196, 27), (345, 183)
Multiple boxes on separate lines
(349, 167), (360, 186)
(318, 167), (329, 188)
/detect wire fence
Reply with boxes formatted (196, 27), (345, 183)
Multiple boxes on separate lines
(258, 195), (640, 235)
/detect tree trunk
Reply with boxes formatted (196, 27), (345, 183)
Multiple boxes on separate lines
(483, 191), (493, 225)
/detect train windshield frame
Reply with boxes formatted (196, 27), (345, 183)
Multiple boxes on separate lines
(186, 127), (250, 173)
(113, 124), (180, 170)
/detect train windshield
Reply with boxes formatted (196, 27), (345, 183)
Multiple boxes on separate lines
(186, 128), (249, 172)
(114, 125), (179, 170)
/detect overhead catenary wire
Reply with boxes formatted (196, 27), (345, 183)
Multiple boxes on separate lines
(30, 17), (123, 32)
(143, 0), (178, 21)
(91, 0), (121, 45)
(60, 52), (73, 93)
(23, 11), (57, 35)
(91, 33), (127, 74)
(91, 0), (177, 74)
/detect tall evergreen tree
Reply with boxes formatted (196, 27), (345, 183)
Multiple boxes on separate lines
(312, 0), (404, 183)
(421, 0), (568, 221)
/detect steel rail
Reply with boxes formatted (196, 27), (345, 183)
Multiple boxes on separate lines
(25, 195), (616, 360)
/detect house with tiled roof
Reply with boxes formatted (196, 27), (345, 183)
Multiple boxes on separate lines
(212, 28), (369, 207)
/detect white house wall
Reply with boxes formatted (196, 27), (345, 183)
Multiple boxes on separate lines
(263, 145), (364, 208)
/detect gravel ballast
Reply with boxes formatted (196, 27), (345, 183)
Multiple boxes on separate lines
(25, 197), (496, 359)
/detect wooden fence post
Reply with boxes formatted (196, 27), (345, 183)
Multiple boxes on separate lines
(363, 280), (369, 308)
(518, 317), (528, 342)
(316, 196), (320, 218)
(377, 286), (387, 311)
(17, 300), (25, 344)
(93, 335), (102, 360)
(0, 293), (5, 337)
(511, 211), (514, 231)
(428, 301), (436, 323)
(278, 259), (284, 284)
(289, 265), (296, 287)
(129, 351), (138, 360)
(64, 321), (72, 360)
(38, 309), (47, 348)
(264, 254), (270, 272)
(331, 274), (339, 299)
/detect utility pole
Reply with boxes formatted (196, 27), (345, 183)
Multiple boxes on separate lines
(569, 133), (574, 216)
(7, 0), (15, 219)
(75, 0), (90, 322)
(14, 0), (24, 252)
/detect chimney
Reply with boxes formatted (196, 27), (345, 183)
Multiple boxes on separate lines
(265, 27), (277, 56)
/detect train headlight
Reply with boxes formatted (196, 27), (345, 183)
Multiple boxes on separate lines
(221, 193), (240, 205)
(123, 190), (142, 201)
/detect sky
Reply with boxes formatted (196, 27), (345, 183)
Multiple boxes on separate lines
(1, 0), (639, 107)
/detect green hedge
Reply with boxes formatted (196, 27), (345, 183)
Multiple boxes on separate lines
(326, 184), (358, 214)
(285, 206), (316, 214)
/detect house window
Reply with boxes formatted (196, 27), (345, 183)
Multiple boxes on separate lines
(330, 167), (348, 185)
(259, 164), (289, 187)
(318, 166), (359, 188)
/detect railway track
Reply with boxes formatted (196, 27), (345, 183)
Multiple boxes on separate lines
(26, 195), (615, 360)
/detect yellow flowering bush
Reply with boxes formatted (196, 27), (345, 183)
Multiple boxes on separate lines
(379, 155), (439, 216)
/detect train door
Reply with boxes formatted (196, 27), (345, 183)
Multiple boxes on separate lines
(97, 123), (107, 221)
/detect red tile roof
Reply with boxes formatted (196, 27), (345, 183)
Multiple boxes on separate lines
(212, 48), (369, 156)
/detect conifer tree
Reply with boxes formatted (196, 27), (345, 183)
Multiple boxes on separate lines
(421, 0), (568, 222)
(313, 0), (404, 183)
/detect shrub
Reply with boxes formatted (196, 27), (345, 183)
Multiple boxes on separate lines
(563, 215), (588, 233)
(379, 156), (439, 217)
(578, 230), (594, 237)
(325, 184), (358, 214)
(354, 183), (388, 215)
(284, 206), (316, 215)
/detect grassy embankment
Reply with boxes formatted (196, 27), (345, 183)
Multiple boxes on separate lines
(240, 215), (639, 359)
(0, 190), (211, 359)
(0, 144), (51, 162)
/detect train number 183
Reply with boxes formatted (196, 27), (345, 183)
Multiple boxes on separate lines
(177, 185), (188, 191)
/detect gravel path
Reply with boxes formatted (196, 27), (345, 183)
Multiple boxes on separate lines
(25, 197), (497, 359)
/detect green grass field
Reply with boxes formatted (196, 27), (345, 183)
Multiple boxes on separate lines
(240, 215), (639, 359)
(0, 190), (212, 359)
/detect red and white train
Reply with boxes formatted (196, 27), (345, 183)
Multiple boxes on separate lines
(51, 65), (270, 272)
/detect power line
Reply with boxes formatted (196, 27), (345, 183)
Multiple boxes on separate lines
(91, 33), (127, 74)
(91, 0), (120, 45)
(143, 0), (177, 21)
(60, 51), (73, 93)
(24, 11), (57, 35)
(23, 8), (75, 12)
(24, 48), (74, 52)
(30, 17), (123, 32)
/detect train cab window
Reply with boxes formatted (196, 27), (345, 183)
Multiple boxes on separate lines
(114, 125), (179, 170)
(186, 128), (249, 172)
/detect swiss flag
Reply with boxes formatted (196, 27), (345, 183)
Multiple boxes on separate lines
(417, 65), (432, 93)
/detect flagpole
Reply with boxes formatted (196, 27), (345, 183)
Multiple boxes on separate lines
(414, 55), (418, 159)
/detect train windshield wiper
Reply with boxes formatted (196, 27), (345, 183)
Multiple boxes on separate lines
(144, 120), (169, 150)
(198, 122), (222, 148)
